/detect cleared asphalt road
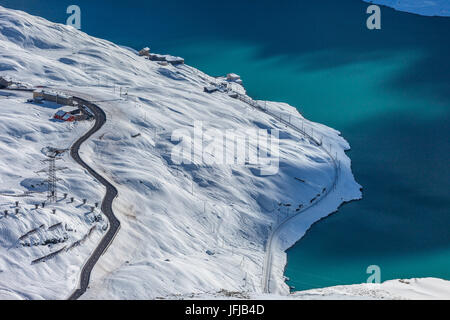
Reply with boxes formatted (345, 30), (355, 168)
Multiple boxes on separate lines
(68, 97), (120, 300)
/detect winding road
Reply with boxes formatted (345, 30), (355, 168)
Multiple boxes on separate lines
(3, 88), (120, 299)
(261, 112), (339, 294)
(261, 106), (339, 294)
(68, 91), (338, 296)
(6, 85), (336, 297)
(234, 93), (340, 294)
(67, 97), (120, 300)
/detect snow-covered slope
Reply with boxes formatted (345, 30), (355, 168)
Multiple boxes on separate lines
(292, 277), (450, 300)
(0, 90), (106, 299)
(363, 0), (450, 17)
(0, 6), (366, 299)
(171, 277), (450, 300)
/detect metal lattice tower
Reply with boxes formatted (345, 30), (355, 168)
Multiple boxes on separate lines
(47, 156), (57, 202)
(42, 155), (60, 202)
(38, 148), (68, 203)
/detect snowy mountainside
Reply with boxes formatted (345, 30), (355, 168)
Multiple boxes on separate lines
(0, 90), (106, 299)
(0, 5), (362, 299)
(169, 277), (450, 300)
(291, 277), (450, 300)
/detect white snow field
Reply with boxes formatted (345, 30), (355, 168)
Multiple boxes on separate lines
(291, 277), (450, 300)
(0, 5), (445, 300)
(364, 0), (450, 16)
(0, 90), (106, 299)
(170, 277), (450, 300)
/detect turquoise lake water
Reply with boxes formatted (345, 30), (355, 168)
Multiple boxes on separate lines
(1, 0), (449, 291)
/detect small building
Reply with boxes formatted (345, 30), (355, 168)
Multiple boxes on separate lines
(75, 114), (90, 121)
(69, 108), (82, 115)
(204, 86), (218, 94)
(147, 53), (167, 62)
(0, 76), (11, 89)
(80, 105), (94, 118)
(227, 92), (239, 99)
(53, 110), (66, 120)
(146, 53), (185, 65)
(166, 56), (185, 65)
(33, 90), (74, 106)
(138, 47), (150, 57)
(54, 110), (75, 122)
(226, 73), (241, 82)
(33, 90), (45, 100)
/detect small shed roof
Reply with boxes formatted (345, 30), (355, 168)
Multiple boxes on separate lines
(204, 86), (218, 93)
(227, 73), (240, 80)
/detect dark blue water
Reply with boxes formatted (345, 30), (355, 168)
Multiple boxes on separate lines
(1, 0), (449, 291)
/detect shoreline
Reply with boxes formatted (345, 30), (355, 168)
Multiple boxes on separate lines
(268, 128), (362, 294)
(283, 195), (364, 294)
